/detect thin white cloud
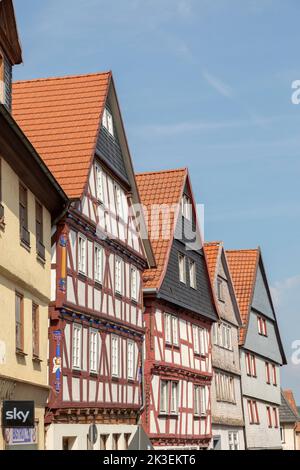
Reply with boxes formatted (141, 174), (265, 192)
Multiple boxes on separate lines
(202, 69), (233, 98)
(271, 275), (300, 309)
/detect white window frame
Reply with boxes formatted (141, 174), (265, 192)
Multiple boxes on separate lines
(178, 253), (186, 284)
(189, 259), (197, 289)
(72, 324), (82, 370)
(115, 256), (123, 295)
(170, 382), (179, 415)
(114, 183), (124, 219)
(111, 335), (120, 378)
(160, 380), (169, 414)
(181, 194), (192, 221)
(164, 313), (179, 346)
(229, 431), (239, 450)
(78, 234), (87, 275)
(200, 386), (207, 416)
(193, 324), (207, 356)
(102, 108), (114, 136)
(127, 340), (135, 380)
(89, 328), (99, 373)
(130, 265), (138, 301)
(95, 163), (104, 203)
(94, 244), (104, 284)
(217, 277), (224, 302)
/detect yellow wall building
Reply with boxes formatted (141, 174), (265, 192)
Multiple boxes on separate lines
(0, 0), (67, 450)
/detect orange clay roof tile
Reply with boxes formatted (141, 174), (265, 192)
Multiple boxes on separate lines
(203, 242), (222, 283)
(136, 168), (187, 289)
(283, 390), (299, 417)
(226, 249), (259, 343)
(12, 72), (111, 199)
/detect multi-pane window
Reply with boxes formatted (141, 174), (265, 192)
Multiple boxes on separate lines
(193, 325), (207, 356)
(228, 432), (239, 450)
(266, 362), (271, 384)
(245, 352), (257, 377)
(19, 183), (29, 246)
(257, 316), (267, 336)
(94, 244), (103, 283)
(217, 277), (224, 302)
(178, 253), (186, 284)
(164, 313), (179, 346)
(273, 407), (279, 428)
(248, 400), (259, 424)
(32, 303), (39, 358)
(213, 322), (232, 350)
(15, 292), (24, 352)
(114, 183), (123, 219)
(189, 259), (197, 289)
(160, 380), (178, 414)
(127, 340), (135, 380)
(115, 256), (123, 294)
(72, 324), (82, 370)
(215, 372), (235, 403)
(35, 201), (44, 259)
(78, 234), (87, 275)
(111, 335), (119, 377)
(181, 194), (192, 220)
(194, 385), (207, 416)
(102, 108), (114, 136)
(272, 365), (277, 386)
(267, 406), (272, 428)
(89, 329), (99, 373)
(130, 266), (138, 301)
(95, 164), (104, 202)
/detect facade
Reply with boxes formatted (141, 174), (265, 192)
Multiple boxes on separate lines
(136, 169), (218, 449)
(0, 0), (67, 450)
(13, 72), (154, 450)
(204, 242), (245, 450)
(227, 248), (287, 450)
(279, 390), (300, 450)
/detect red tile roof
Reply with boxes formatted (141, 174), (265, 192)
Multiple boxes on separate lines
(12, 72), (111, 199)
(226, 249), (259, 343)
(283, 390), (299, 417)
(136, 168), (187, 289)
(204, 242), (222, 283)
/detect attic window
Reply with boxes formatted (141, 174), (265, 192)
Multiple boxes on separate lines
(181, 194), (191, 221)
(102, 108), (114, 136)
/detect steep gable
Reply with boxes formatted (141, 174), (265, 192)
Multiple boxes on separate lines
(0, 0), (22, 65)
(252, 262), (275, 320)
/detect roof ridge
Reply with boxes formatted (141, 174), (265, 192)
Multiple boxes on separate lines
(204, 241), (223, 246)
(136, 167), (187, 177)
(13, 71), (112, 85)
(226, 248), (259, 253)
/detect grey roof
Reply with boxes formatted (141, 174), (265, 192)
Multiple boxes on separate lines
(279, 390), (300, 423)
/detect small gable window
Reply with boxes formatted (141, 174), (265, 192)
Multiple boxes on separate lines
(217, 277), (225, 302)
(189, 259), (197, 289)
(257, 315), (267, 337)
(181, 194), (192, 221)
(95, 164), (104, 203)
(102, 107), (114, 137)
(178, 253), (186, 284)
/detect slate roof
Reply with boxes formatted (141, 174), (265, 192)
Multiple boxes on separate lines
(12, 72), (111, 199)
(280, 390), (300, 424)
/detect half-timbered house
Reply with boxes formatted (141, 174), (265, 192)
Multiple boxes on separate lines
(226, 248), (287, 450)
(204, 242), (245, 450)
(136, 168), (218, 449)
(13, 72), (155, 450)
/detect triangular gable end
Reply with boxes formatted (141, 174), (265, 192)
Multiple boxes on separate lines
(0, 0), (22, 64)
(220, 248), (243, 326)
(252, 259), (275, 320)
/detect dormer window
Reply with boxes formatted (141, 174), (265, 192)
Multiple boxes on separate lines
(181, 194), (191, 221)
(102, 108), (114, 137)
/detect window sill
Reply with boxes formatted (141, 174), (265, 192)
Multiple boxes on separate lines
(194, 414), (207, 420)
(16, 349), (28, 357)
(20, 240), (31, 252)
(94, 280), (103, 289)
(78, 272), (87, 280)
(72, 368), (82, 375)
(32, 356), (43, 363)
(115, 291), (123, 300)
(165, 343), (180, 350)
(158, 413), (179, 418)
(36, 253), (46, 265)
(90, 371), (98, 377)
(112, 375), (120, 382)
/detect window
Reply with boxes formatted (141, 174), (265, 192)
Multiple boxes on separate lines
(248, 400), (259, 424)
(102, 108), (114, 136)
(257, 316), (267, 336)
(19, 183), (30, 246)
(89, 329), (99, 373)
(115, 256), (123, 294)
(245, 353), (257, 377)
(35, 201), (45, 259)
(178, 253), (186, 283)
(124, 433), (131, 450)
(181, 194), (191, 220)
(15, 292), (24, 352)
(266, 362), (271, 384)
(194, 385), (207, 416)
(214, 322), (232, 350)
(164, 313), (179, 346)
(267, 406), (272, 428)
(160, 380), (169, 414)
(170, 382), (179, 414)
(193, 325), (207, 356)
(280, 427), (285, 444)
(215, 372), (235, 403)
(111, 335), (119, 377)
(100, 434), (108, 450)
(94, 244), (103, 283)
(72, 324), (82, 370)
(112, 434), (120, 451)
(272, 365), (277, 386)
(95, 164), (104, 202)
(273, 407), (279, 428)
(32, 303), (39, 358)
(228, 432), (239, 450)
(130, 266), (138, 301)
(78, 235), (87, 275)
(127, 340), (135, 380)
(217, 277), (225, 302)
(189, 259), (197, 289)
(114, 183), (123, 219)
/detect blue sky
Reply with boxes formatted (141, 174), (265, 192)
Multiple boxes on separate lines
(14, 0), (300, 400)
